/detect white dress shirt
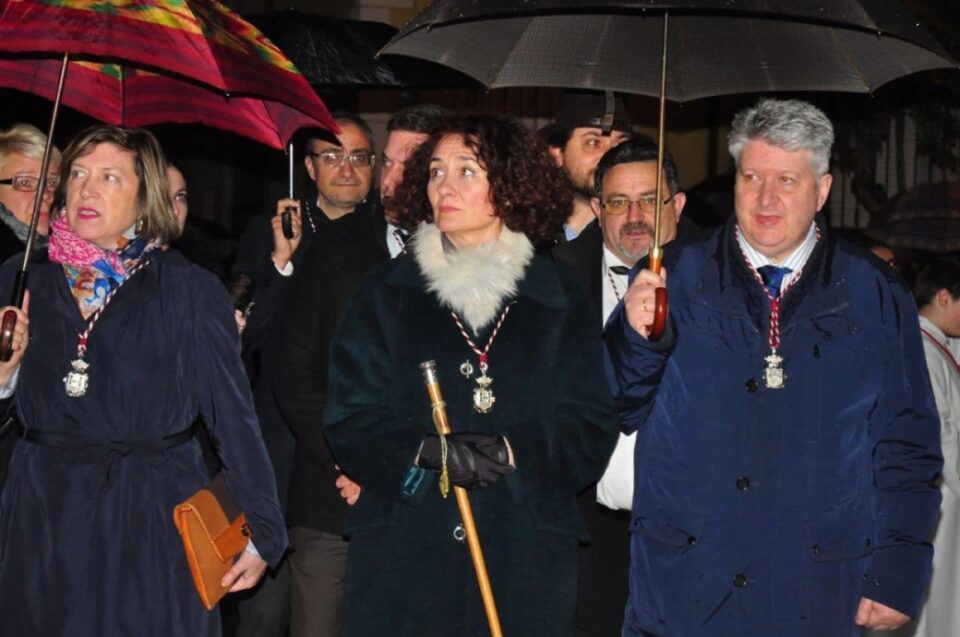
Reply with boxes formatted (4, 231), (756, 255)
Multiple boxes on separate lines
(596, 245), (636, 511)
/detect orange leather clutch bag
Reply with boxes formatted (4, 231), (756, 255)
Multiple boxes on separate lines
(173, 472), (251, 611)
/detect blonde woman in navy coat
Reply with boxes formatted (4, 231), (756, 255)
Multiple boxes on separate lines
(0, 125), (287, 636)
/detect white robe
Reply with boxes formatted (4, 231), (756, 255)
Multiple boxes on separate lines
(877, 317), (960, 636)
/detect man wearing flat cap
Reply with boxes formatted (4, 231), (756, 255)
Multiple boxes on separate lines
(542, 91), (633, 242)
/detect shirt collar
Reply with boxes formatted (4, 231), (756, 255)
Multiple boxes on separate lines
(736, 221), (818, 273)
(602, 243), (634, 274)
(919, 315), (948, 344)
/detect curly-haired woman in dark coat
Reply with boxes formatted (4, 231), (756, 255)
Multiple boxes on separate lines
(322, 114), (619, 636)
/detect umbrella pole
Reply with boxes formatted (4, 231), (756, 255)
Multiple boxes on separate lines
(648, 14), (669, 341)
(288, 142), (294, 199)
(420, 361), (504, 637)
(0, 52), (69, 361)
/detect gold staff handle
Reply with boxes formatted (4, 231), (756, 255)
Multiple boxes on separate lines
(420, 360), (504, 637)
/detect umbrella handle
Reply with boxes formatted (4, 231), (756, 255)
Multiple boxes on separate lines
(0, 270), (28, 362)
(0, 311), (15, 363)
(647, 249), (668, 342)
(281, 207), (295, 239)
(649, 287), (668, 342)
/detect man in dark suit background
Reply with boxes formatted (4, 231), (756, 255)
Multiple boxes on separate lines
(553, 136), (686, 637)
(231, 113), (378, 637)
(274, 104), (446, 637)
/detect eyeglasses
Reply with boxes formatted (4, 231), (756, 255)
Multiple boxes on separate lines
(307, 149), (375, 168)
(601, 193), (677, 215)
(0, 175), (59, 193)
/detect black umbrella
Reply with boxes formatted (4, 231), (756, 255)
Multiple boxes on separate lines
(380, 0), (957, 340)
(246, 9), (476, 89)
(380, 1), (955, 100)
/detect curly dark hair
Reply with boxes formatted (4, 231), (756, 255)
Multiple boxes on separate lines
(390, 114), (572, 246)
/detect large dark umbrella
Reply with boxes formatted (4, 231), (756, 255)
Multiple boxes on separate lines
(382, 0), (956, 341)
(246, 9), (476, 89)
(381, 1), (956, 100)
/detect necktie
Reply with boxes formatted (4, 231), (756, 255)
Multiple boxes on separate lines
(608, 265), (630, 276)
(392, 229), (408, 255)
(757, 265), (792, 300)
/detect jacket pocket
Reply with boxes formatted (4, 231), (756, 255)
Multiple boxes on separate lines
(806, 517), (874, 562)
(633, 509), (705, 549)
(628, 508), (707, 632)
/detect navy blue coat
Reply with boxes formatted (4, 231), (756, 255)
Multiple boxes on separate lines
(0, 250), (287, 636)
(323, 251), (619, 637)
(605, 217), (942, 636)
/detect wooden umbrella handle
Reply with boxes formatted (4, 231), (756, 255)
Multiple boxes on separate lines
(647, 249), (668, 342)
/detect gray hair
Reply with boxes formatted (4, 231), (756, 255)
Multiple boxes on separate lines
(728, 99), (834, 177)
(0, 123), (61, 174)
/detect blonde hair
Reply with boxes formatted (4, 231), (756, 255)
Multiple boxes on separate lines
(55, 125), (178, 244)
(0, 123), (61, 174)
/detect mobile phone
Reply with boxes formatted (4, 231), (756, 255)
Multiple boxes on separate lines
(281, 206), (295, 239)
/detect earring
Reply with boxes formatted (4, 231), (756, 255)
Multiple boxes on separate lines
(134, 217), (144, 234)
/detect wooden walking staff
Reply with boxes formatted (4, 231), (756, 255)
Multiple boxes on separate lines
(647, 13), (671, 342)
(420, 360), (504, 637)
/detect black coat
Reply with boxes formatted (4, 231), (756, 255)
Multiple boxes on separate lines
(232, 198), (329, 511)
(274, 201), (388, 534)
(552, 221), (603, 317)
(552, 221), (631, 637)
(0, 222), (44, 490)
(0, 221), (28, 266)
(322, 245), (619, 636)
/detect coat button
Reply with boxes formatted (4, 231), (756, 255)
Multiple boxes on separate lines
(736, 475), (750, 490)
(733, 574), (748, 588)
(745, 379), (759, 393)
(812, 544), (821, 556)
(687, 535), (697, 546)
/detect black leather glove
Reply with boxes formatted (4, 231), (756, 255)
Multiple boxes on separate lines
(417, 432), (515, 489)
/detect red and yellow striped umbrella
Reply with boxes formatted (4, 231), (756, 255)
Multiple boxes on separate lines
(0, 0), (337, 147)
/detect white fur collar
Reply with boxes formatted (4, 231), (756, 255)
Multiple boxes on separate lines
(410, 222), (534, 334)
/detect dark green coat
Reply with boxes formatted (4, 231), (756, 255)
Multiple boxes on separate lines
(323, 251), (619, 637)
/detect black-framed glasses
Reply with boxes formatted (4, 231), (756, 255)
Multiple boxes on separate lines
(601, 192), (677, 215)
(0, 175), (59, 193)
(307, 149), (375, 168)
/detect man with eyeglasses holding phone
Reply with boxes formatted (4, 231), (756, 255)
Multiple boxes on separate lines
(230, 113), (377, 637)
(553, 135), (685, 637)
